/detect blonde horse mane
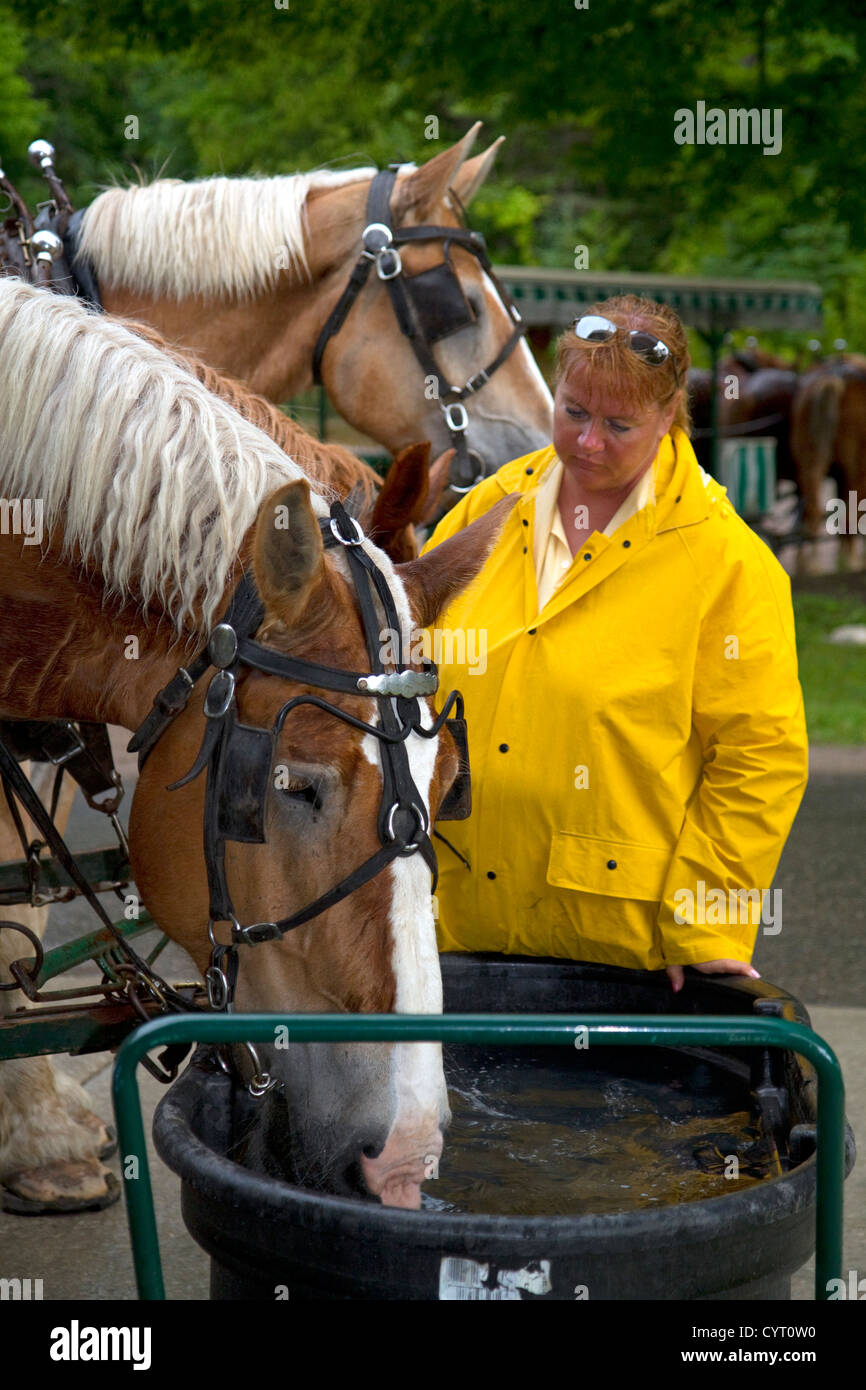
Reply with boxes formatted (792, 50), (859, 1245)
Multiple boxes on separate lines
(0, 278), (328, 636)
(125, 319), (380, 517)
(76, 167), (378, 301)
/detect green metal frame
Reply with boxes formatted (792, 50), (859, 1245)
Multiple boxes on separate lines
(112, 1012), (846, 1302)
(0, 837), (173, 1058)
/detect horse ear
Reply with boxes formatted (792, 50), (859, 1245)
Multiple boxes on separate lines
(397, 493), (519, 629)
(449, 136), (504, 207)
(369, 442), (431, 540)
(252, 479), (326, 627)
(396, 122), (482, 218)
(420, 448), (455, 525)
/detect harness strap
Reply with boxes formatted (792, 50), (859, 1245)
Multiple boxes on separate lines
(241, 840), (434, 944)
(128, 502), (452, 996)
(0, 731), (193, 1014)
(312, 254), (375, 387)
(60, 208), (103, 308)
(311, 165), (527, 495)
(128, 569), (268, 770)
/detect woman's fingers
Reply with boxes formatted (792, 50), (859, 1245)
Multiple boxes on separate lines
(693, 959), (761, 978)
(666, 965), (685, 993)
(666, 959), (760, 993)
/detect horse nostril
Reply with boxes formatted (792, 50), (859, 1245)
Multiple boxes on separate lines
(361, 1142), (380, 1159)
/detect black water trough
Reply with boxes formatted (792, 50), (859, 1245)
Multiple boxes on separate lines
(153, 956), (855, 1300)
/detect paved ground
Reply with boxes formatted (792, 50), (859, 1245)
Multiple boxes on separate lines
(0, 735), (863, 1301)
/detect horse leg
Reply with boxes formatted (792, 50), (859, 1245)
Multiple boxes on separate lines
(0, 767), (119, 1213)
(791, 376), (843, 576)
(835, 417), (866, 573)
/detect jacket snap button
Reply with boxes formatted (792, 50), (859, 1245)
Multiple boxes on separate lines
(522, 519), (529, 527)
(487, 870), (497, 880)
(528, 627), (537, 635)
(622, 540), (631, 548)
(523, 546), (528, 554)
(583, 552), (591, 561)
(499, 743), (509, 752)
(525, 467), (534, 475)
(607, 859), (617, 869)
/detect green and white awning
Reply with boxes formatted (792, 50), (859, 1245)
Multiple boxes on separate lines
(497, 268), (823, 335)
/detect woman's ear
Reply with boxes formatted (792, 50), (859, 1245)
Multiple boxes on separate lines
(660, 390), (682, 436)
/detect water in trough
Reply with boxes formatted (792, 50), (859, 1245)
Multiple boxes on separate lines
(424, 1043), (776, 1218)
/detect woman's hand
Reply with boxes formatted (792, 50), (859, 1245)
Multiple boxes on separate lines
(666, 960), (761, 994)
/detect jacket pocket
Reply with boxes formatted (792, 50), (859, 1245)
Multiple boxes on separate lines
(546, 832), (672, 902)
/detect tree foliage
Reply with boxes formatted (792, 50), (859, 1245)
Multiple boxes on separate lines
(1, 0), (864, 343)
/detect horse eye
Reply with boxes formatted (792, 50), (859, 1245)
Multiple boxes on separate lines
(280, 774), (323, 811)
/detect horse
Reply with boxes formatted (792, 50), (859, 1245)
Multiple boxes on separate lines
(790, 362), (866, 572)
(0, 316), (450, 1213)
(0, 278), (514, 1211)
(73, 123), (553, 518)
(688, 353), (798, 482)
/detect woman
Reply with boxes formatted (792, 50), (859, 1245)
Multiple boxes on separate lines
(424, 295), (808, 991)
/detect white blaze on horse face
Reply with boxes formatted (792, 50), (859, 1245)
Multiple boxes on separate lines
(479, 268), (553, 420)
(357, 550), (448, 1207)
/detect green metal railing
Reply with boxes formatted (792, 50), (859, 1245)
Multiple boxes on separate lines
(112, 1013), (846, 1302)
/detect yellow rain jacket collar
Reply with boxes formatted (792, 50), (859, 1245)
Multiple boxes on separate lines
(491, 432), (717, 631)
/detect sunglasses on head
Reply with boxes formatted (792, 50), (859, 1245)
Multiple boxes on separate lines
(574, 314), (673, 367)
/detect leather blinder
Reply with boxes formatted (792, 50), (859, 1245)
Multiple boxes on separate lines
(403, 258), (476, 344)
(436, 716), (471, 820)
(215, 721), (275, 844)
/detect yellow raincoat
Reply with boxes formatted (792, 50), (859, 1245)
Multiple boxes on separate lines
(423, 429), (808, 970)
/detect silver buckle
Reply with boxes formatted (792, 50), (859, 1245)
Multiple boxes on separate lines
(329, 515), (365, 547)
(204, 668), (235, 718)
(385, 801), (428, 847)
(442, 401), (469, 433)
(376, 246), (403, 280)
(237, 920), (282, 945)
(205, 965), (228, 1010)
(465, 368), (489, 394)
(449, 474), (485, 495)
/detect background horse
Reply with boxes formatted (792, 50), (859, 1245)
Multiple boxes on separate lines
(791, 362), (866, 572)
(0, 279), (512, 1210)
(75, 124), (553, 515)
(688, 350), (797, 481)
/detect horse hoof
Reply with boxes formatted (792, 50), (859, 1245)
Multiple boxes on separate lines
(1, 1159), (120, 1216)
(72, 1109), (118, 1161)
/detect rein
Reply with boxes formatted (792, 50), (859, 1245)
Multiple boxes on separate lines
(313, 166), (527, 495)
(127, 501), (468, 1086)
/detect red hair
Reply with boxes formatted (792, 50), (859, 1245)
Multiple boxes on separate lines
(554, 295), (691, 434)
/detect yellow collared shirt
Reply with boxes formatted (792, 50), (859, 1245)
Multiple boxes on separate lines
(533, 456), (656, 612)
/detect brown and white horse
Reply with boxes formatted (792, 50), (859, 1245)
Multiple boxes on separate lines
(75, 124), (553, 513)
(0, 320), (449, 1213)
(0, 279), (513, 1210)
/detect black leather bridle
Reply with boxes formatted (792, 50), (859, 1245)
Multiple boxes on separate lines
(313, 166), (527, 495)
(128, 500), (468, 1023)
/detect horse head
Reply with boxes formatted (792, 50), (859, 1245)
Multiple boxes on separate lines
(129, 477), (516, 1207)
(83, 127), (552, 523)
(307, 125), (553, 515)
